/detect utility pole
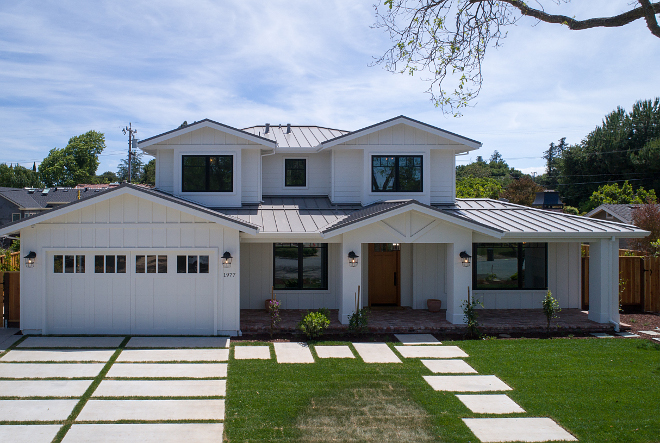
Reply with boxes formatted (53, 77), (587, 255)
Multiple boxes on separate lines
(122, 123), (137, 183)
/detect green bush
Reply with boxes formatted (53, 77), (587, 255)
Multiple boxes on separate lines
(542, 290), (560, 332)
(298, 311), (330, 340)
(348, 308), (369, 334)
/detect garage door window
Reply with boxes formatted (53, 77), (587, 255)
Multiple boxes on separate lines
(95, 255), (127, 274)
(54, 255), (85, 274)
(177, 255), (210, 274)
(136, 255), (167, 274)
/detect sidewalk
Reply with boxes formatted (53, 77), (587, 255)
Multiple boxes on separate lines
(0, 328), (21, 351)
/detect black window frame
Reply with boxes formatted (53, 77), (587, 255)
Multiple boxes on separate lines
(284, 158), (307, 187)
(273, 243), (328, 291)
(181, 155), (233, 193)
(371, 155), (423, 193)
(472, 243), (548, 291)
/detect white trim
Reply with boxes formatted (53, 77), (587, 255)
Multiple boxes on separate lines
(282, 157), (309, 190)
(139, 120), (276, 149)
(176, 150), (239, 197)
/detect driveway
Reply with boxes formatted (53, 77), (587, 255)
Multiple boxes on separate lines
(0, 335), (228, 443)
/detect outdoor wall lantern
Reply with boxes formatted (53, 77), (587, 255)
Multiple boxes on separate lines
(24, 251), (36, 268)
(392, 243), (401, 251)
(348, 251), (359, 267)
(459, 251), (471, 267)
(221, 251), (233, 268)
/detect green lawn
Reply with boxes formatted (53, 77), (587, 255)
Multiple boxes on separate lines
(226, 339), (660, 442)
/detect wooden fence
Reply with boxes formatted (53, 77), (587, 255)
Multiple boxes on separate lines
(582, 253), (660, 312)
(1, 271), (20, 328)
(0, 252), (20, 271)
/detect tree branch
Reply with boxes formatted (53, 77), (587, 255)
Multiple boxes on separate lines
(470, 0), (660, 36)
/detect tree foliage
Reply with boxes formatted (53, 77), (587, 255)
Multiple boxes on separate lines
(500, 176), (544, 206)
(0, 164), (42, 188)
(456, 176), (502, 199)
(374, 1), (660, 112)
(117, 152), (155, 185)
(630, 200), (660, 255)
(95, 171), (119, 184)
(39, 130), (106, 187)
(587, 181), (657, 212)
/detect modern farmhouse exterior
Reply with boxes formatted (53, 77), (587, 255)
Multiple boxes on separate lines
(0, 116), (649, 336)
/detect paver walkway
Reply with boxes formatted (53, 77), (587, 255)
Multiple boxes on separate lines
(63, 423), (225, 443)
(353, 343), (402, 363)
(463, 417), (577, 442)
(273, 342), (314, 363)
(0, 424), (62, 443)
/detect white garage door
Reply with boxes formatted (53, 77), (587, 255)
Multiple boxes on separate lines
(46, 251), (216, 335)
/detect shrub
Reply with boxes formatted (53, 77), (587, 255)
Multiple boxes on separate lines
(462, 292), (483, 339)
(298, 311), (330, 340)
(542, 290), (560, 332)
(267, 299), (281, 338)
(348, 308), (369, 335)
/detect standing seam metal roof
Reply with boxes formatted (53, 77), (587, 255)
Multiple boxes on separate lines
(241, 125), (349, 148)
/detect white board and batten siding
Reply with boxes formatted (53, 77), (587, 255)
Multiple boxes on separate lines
(19, 192), (241, 336)
(262, 153), (331, 196)
(472, 242), (581, 309)
(331, 123), (461, 205)
(240, 243), (341, 309)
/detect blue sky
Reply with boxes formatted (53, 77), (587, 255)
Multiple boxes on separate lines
(0, 1), (658, 177)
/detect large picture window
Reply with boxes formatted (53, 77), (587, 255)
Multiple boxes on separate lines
(273, 243), (328, 290)
(182, 155), (233, 192)
(372, 155), (422, 192)
(473, 243), (547, 290)
(285, 159), (306, 187)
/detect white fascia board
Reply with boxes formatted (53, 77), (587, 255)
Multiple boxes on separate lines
(317, 116), (482, 151)
(0, 187), (258, 236)
(138, 120), (277, 149)
(320, 204), (503, 239)
(239, 232), (343, 243)
(499, 230), (651, 240)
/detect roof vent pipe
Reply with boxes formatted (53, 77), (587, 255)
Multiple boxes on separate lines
(286, 123), (291, 134)
(265, 123), (270, 134)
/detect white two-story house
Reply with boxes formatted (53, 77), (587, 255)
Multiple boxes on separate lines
(1, 116), (648, 336)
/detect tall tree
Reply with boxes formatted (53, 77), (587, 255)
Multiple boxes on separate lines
(374, 1), (660, 112)
(456, 176), (502, 199)
(117, 150), (144, 183)
(500, 176), (544, 206)
(0, 164), (43, 188)
(95, 171), (119, 184)
(586, 181), (657, 212)
(39, 130), (106, 187)
(542, 137), (567, 190)
(141, 159), (155, 185)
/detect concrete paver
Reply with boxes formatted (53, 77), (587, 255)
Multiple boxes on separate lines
(0, 350), (114, 363)
(0, 399), (78, 421)
(314, 345), (354, 359)
(273, 342), (314, 363)
(0, 425), (62, 443)
(395, 345), (469, 359)
(63, 423), (225, 443)
(126, 337), (230, 348)
(0, 363), (104, 379)
(116, 349), (228, 362)
(93, 380), (226, 397)
(0, 380), (92, 397)
(638, 330), (660, 336)
(423, 375), (512, 392)
(421, 359), (477, 373)
(394, 334), (441, 345)
(17, 337), (124, 348)
(77, 399), (225, 421)
(456, 394), (526, 414)
(0, 330), (22, 351)
(353, 343), (402, 363)
(106, 363), (227, 378)
(590, 333), (614, 338)
(616, 332), (640, 338)
(462, 417), (577, 442)
(234, 346), (271, 360)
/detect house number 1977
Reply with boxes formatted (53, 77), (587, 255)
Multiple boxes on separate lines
(223, 273), (236, 278)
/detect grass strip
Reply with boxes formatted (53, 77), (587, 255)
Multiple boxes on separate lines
(51, 336), (131, 443)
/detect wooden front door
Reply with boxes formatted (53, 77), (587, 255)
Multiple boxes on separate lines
(368, 244), (400, 306)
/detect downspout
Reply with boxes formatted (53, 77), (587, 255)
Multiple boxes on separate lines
(260, 147), (276, 203)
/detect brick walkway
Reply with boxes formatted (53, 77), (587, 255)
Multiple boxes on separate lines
(240, 308), (613, 335)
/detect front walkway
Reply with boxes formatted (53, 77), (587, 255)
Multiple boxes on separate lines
(240, 308), (613, 335)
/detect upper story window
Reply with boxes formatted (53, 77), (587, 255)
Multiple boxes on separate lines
(285, 159), (306, 187)
(182, 155), (233, 192)
(372, 155), (423, 192)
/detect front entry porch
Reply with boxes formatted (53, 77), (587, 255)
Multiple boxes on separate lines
(240, 308), (614, 335)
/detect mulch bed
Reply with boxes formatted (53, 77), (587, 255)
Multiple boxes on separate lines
(620, 312), (660, 340)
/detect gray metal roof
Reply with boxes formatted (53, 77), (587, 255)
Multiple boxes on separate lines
(242, 125), (349, 148)
(217, 197), (360, 233)
(447, 199), (646, 236)
(585, 203), (660, 224)
(0, 187), (96, 209)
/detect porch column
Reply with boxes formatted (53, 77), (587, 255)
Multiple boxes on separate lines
(446, 232), (473, 324)
(339, 233), (362, 325)
(588, 237), (620, 325)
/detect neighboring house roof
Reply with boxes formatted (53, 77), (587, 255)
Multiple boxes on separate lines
(0, 187), (94, 210)
(0, 184), (259, 236)
(585, 203), (660, 224)
(241, 125), (349, 148)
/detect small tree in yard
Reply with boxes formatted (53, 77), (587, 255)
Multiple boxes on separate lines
(542, 290), (560, 333)
(268, 299), (281, 339)
(462, 287), (483, 339)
